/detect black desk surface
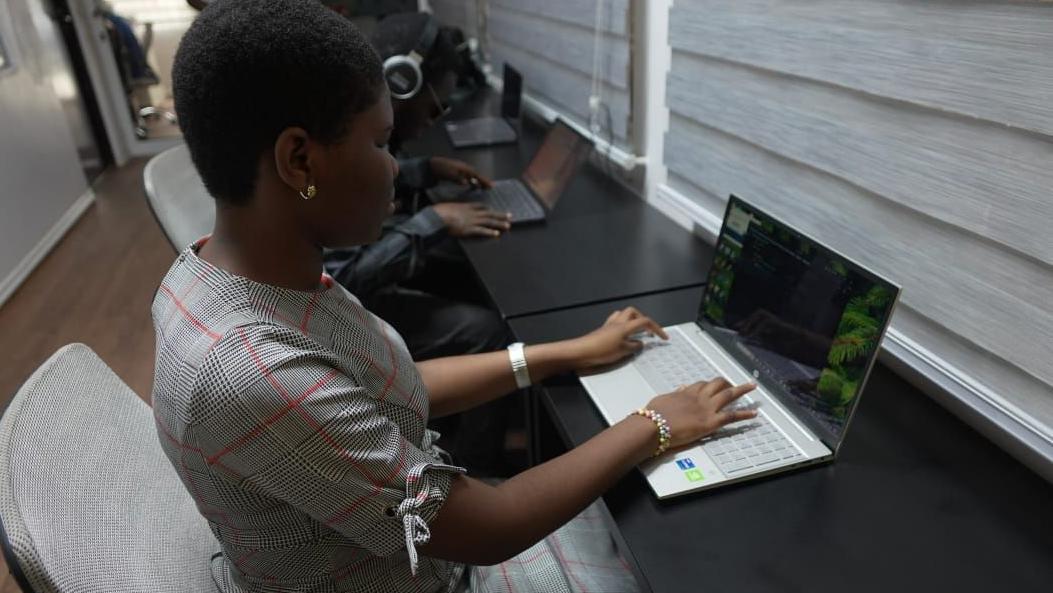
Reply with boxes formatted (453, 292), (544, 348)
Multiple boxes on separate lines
(403, 90), (711, 318)
(509, 288), (1053, 593)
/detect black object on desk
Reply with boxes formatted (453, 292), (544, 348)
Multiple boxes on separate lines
(509, 289), (1053, 593)
(432, 117), (594, 226)
(444, 64), (522, 148)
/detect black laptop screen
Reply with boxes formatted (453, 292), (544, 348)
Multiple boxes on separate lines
(521, 120), (591, 209)
(698, 196), (897, 446)
(501, 64), (523, 119)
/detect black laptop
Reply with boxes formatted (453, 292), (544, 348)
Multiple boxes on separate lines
(431, 119), (592, 224)
(444, 64), (522, 148)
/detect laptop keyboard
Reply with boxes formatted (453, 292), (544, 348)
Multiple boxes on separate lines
(701, 416), (803, 475)
(634, 331), (719, 393)
(634, 331), (803, 475)
(483, 180), (545, 221)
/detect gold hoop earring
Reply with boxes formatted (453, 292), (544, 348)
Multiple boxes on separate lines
(299, 184), (317, 200)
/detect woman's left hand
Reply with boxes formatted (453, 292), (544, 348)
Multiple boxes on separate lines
(568, 307), (668, 370)
(430, 157), (494, 189)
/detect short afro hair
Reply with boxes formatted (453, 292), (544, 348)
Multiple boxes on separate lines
(173, 0), (384, 205)
(370, 13), (464, 88)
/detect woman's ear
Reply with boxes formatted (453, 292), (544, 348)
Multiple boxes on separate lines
(273, 127), (313, 195)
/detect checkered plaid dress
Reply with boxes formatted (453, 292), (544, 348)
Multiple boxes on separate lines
(152, 242), (639, 593)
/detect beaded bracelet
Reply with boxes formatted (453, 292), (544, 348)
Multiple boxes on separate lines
(631, 408), (671, 457)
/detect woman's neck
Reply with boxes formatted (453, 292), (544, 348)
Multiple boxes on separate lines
(199, 202), (325, 292)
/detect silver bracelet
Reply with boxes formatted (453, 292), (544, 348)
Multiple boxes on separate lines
(507, 342), (531, 389)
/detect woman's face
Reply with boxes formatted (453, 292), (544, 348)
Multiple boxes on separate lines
(307, 87), (400, 247)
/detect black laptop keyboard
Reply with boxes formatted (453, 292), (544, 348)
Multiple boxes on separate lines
(483, 180), (545, 222)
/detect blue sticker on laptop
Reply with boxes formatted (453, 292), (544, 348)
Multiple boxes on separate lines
(676, 458), (695, 470)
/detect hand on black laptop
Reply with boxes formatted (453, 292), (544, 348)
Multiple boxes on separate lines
(648, 379), (759, 447)
(429, 156), (494, 189)
(432, 202), (512, 238)
(569, 307), (669, 370)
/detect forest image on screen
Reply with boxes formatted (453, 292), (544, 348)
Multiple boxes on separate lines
(700, 202), (894, 438)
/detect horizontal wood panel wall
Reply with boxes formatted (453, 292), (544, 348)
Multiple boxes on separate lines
(429, 0), (478, 37)
(664, 0), (1053, 437)
(486, 0), (633, 143)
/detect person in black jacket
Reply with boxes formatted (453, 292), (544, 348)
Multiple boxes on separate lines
(323, 12), (511, 361)
(324, 13), (517, 475)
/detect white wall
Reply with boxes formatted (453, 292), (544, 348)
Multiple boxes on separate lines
(0, 0), (94, 307)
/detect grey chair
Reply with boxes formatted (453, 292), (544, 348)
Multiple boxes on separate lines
(0, 344), (220, 593)
(101, 9), (178, 140)
(144, 144), (215, 252)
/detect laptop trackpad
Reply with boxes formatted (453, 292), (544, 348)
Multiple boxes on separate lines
(579, 364), (658, 425)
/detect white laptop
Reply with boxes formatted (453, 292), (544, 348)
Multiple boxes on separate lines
(579, 195), (901, 499)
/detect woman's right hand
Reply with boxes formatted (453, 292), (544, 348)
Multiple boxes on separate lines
(432, 202), (512, 238)
(425, 376), (759, 565)
(646, 378), (758, 449)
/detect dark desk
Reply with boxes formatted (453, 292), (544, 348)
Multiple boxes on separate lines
(403, 90), (712, 318)
(509, 290), (1053, 593)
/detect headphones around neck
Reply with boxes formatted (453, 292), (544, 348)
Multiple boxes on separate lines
(382, 16), (439, 100)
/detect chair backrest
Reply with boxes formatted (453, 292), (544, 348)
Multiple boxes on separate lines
(144, 144), (214, 252)
(0, 344), (220, 593)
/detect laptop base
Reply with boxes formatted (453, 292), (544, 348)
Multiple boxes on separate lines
(579, 322), (831, 499)
(445, 117), (518, 149)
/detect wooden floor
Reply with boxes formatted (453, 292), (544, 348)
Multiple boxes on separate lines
(0, 158), (176, 592)
(0, 158), (174, 403)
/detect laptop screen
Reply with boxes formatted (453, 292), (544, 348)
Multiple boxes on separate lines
(521, 119), (592, 209)
(697, 196), (899, 448)
(501, 64), (523, 119)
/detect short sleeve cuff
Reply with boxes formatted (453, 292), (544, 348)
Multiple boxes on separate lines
(397, 462), (466, 575)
